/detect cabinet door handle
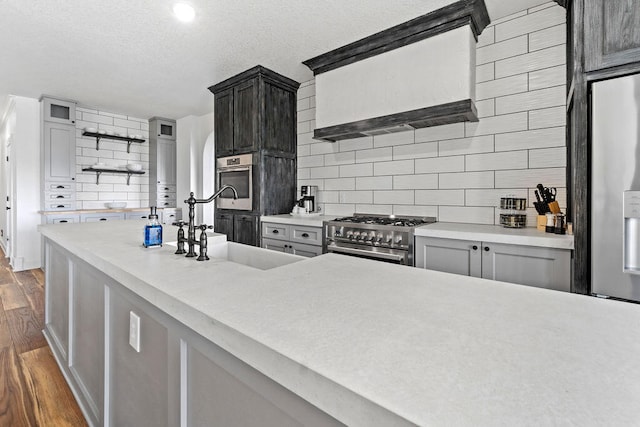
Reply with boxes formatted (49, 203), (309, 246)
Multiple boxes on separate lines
(56, 195), (64, 199)
(472, 245), (478, 250)
(301, 233), (309, 238)
(484, 246), (490, 252)
(272, 229), (279, 234)
(164, 195), (169, 198)
(59, 220), (68, 223)
(57, 205), (65, 208)
(100, 218), (107, 221)
(56, 185), (65, 189)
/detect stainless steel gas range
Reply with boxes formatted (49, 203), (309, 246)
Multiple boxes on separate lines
(323, 214), (437, 266)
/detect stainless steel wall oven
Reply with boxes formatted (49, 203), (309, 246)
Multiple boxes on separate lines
(216, 154), (253, 210)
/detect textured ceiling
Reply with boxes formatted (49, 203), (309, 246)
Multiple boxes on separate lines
(0, 0), (551, 121)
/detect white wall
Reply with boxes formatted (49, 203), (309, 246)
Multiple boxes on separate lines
(176, 112), (215, 225)
(297, 2), (566, 226)
(0, 97), (42, 270)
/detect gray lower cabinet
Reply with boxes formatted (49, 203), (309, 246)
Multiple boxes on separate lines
(80, 213), (126, 222)
(44, 239), (340, 426)
(415, 236), (571, 292)
(261, 221), (323, 257)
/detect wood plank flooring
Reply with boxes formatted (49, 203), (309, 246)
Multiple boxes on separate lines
(0, 250), (86, 426)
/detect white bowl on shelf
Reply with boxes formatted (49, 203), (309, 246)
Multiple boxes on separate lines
(105, 130), (115, 136)
(93, 162), (105, 168)
(105, 202), (126, 209)
(97, 129), (107, 135)
(84, 127), (97, 133)
(126, 163), (142, 172)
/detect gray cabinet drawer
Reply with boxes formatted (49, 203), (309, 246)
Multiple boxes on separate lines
(262, 238), (288, 253)
(45, 214), (80, 224)
(162, 208), (182, 223)
(157, 184), (177, 193)
(289, 242), (323, 257)
(44, 192), (75, 201)
(261, 222), (290, 241)
(47, 202), (76, 211)
(290, 225), (322, 246)
(47, 183), (75, 191)
(156, 199), (176, 208)
(80, 213), (125, 222)
(125, 212), (149, 220)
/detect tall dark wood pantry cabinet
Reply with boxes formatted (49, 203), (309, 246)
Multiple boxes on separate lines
(209, 66), (300, 246)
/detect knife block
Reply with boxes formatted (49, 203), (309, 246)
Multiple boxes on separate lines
(537, 215), (547, 231)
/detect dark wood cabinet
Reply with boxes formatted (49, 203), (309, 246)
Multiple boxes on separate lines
(584, 0), (640, 72)
(214, 211), (259, 246)
(209, 66), (300, 247)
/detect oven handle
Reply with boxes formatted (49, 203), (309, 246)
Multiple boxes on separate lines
(326, 244), (406, 263)
(218, 165), (251, 172)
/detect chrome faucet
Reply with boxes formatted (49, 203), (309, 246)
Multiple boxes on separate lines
(175, 185), (238, 259)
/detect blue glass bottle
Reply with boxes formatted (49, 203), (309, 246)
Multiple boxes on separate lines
(143, 206), (163, 247)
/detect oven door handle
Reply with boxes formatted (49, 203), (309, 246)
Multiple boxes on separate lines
(326, 244), (406, 263)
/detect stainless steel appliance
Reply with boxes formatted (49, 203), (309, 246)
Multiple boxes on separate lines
(216, 154), (253, 211)
(300, 185), (318, 213)
(591, 73), (640, 302)
(323, 214), (436, 266)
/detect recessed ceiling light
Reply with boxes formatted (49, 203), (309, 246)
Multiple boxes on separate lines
(173, 3), (195, 22)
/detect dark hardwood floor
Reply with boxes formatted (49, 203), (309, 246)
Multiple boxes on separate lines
(0, 250), (86, 426)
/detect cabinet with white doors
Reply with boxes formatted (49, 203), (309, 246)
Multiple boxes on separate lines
(41, 96), (78, 211)
(149, 117), (177, 209)
(261, 221), (323, 257)
(415, 236), (571, 292)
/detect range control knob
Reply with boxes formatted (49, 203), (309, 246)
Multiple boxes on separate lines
(375, 234), (383, 243)
(386, 235), (393, 244)
(395, 236), (404, 245)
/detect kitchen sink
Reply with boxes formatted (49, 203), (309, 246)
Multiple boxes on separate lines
(208, 241), (304, 270)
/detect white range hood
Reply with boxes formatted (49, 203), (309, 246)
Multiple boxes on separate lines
(303, 0), (489, 142)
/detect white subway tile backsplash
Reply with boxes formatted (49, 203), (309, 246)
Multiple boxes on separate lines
(529, 147), (567, 168)
(297, 84), (315, 99)
(495, 167), (565, 188)
(356, 176), (393, 190)
(297, 98), (310, 111)
(477, 35), (528, 65)
(529, 65), (566, 90)
(321, 191), (340, 204)
(415, 156), (464, 174)
(490, 10), (527, 26)
(325, 151), (355, 166)
(465, 112), (528, 137)
(339, 191), (373, 204)
(340, 163), (373, 177)
(476, 63), (495, 83)
(495, 127), (565, 151)
(415, 190), (464, 206)
(374, 160), (414, 176)
(476, 25), (495, 48)
(528, 1), (557, 13)
(495, 85), (565, 115)
(392, 205), (438, 217)
(476, 74), (528, 101)
(298, 131), (315, 145)
(310, 166), (340, 179)
(466, 151), (528, 171)
(297, 144), (311, 157)
(415, 123), (465, 143)
(297, 155), (324, 168)
(356, 204), (393, 215)
(475, 99), (495, 118)
(76, 192), (98, 201)
(439, 135), (495, 156)
(393, 141), (437, 160)
(324, 204), (356, 216)
(297, 168), (311, 180)
(393, 174), (438, 190)
(529, 106), (566, 129)
(465, 188), (528, 206)
(374, 190), (414, 205)
(339, 136), (374, 152)
(297, 121), (311, 134)
(495, 4), (565, 42)
(297, 108), (316, 123)
(114, 118), (142, 129)
(495, 44), (565, 79)
(529, 24), (566, 52)
(356, 147), (393, 163)
(82, 112), (114, 126)
(439, 171), (494, 189)
(439, 206), (495, 224)
(325, 177), (356, 191)
(310, 142), (338, 156)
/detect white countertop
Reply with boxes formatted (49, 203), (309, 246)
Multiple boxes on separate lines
(415, 222), (575, 250)
(39, 221), (639, 426)
(261, 213), (335, 228)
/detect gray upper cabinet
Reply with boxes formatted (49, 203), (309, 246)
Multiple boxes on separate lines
(42, 97), (76, 125)
(584, 0), (640, 72)
(149, 117), (177, 208)
(151, 117), (176, 140)
(43, 121), (76, 183)
(415, 236), (571, 292)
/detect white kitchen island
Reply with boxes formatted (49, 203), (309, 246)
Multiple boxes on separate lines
(40, 221), (640, 426)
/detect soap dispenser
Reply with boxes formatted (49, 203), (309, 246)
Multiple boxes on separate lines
(143, 206), (162, 247)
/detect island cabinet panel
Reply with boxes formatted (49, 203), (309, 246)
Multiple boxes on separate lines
(70, 261), (105, 426)
(44, 243), (70, 361)
(415, 236), (571, 292)
(108, 288), (177, 427)
(584, 0), (640, 72)
(186, 330), (344, 427)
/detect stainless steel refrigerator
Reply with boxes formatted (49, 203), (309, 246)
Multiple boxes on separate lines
(591, 72), (640, 302)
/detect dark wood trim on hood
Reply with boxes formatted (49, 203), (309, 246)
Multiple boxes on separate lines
(313, 99), (478, 142)
(302, 0), (490, 76)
